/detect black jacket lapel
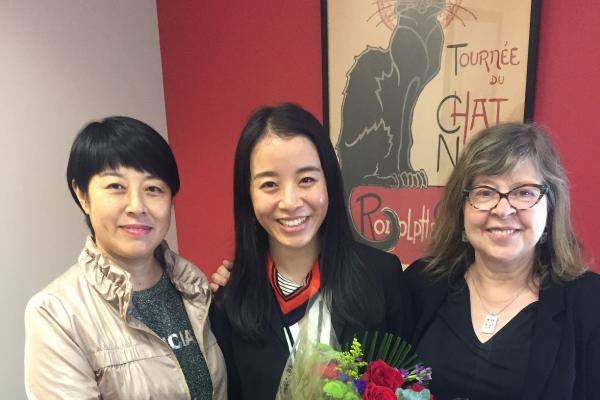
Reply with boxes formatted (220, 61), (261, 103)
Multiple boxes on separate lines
(412, 277), (450, 344)
(267, 298), (288, 348)
(520, 281), (565, 399)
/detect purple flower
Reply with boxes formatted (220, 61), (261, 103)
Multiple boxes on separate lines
(399, 368), (409, 379)
(339, 372), (349, 382)
(416, 366), (432, 383)
(353, 379), (367, 395)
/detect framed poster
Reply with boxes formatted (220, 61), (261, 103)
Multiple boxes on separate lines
(322, 0), (540, 263)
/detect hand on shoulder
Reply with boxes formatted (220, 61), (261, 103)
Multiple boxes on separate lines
(210, 260), (232, 293)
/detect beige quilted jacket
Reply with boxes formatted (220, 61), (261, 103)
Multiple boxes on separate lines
(24, 237), (226, 399)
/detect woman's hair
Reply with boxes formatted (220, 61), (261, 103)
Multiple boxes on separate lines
(426, 122), (586, 283)
(222, 103), (384, 340)
(67, 116), (180, 233)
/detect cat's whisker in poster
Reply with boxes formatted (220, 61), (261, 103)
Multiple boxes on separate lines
(367, 2), (397, 24)
(446, 3), (477, 22)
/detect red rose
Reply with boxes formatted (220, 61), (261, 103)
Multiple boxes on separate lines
(362, 360), (404, 389)
(321, 362), (339, 379)
(411, 382), (425, 392)
(362, 383), (397, 400)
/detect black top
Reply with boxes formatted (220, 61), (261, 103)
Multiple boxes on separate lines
(405, 259), (600, 400)
(416, 279), (537, 400)
(131, 274), (213, 400)
(210, 242), (412, 400)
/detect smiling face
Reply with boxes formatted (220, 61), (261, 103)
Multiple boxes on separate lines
(464, 158), (548, 269)
(74, 166), (172, 269)
(249, 133), (329, 257)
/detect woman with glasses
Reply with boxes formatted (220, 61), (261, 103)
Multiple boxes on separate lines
(405, 122), (600, 399)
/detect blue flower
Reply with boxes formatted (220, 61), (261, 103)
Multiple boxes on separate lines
(397, 388), (431, 400)
(353, 379), (367, 395)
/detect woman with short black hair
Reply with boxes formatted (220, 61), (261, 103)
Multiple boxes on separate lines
(25, 116), (226, 399)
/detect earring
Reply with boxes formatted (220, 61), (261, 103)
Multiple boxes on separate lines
(539, 230), (548, 244)
(461, 230), (469, 243)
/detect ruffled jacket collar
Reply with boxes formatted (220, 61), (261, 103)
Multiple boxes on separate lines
(79, 236), (212, 320)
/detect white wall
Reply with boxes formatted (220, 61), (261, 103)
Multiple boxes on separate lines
(0, 1), (176, 397)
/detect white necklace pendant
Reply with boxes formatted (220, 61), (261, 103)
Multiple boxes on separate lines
(481, 314), (498, 334)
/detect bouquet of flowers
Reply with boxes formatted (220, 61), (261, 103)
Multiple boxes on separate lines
(276, 295), (433, 400)
(321, 336), (433, 400)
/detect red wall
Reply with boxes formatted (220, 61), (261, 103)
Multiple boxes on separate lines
(157, 1), (599, 274)
(156, 1), (323, 273)
(533, 2), (600, 270)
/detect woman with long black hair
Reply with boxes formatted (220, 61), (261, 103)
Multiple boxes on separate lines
(211, 103), (411, 399)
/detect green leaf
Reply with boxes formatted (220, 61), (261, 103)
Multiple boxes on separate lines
(366, 331), (378, 362)
(345, 331), (420, 370)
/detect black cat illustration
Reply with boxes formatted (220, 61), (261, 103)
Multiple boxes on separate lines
(337, 0), (446, 250)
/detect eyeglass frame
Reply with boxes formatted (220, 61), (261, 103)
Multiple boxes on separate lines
(463, 183), (549, 211)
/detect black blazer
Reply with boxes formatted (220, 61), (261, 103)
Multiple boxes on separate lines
(404, 259), (600, 400)
(210, 243), (412, 400)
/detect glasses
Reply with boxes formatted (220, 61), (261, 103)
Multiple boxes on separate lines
(463, 184), (548, 211)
